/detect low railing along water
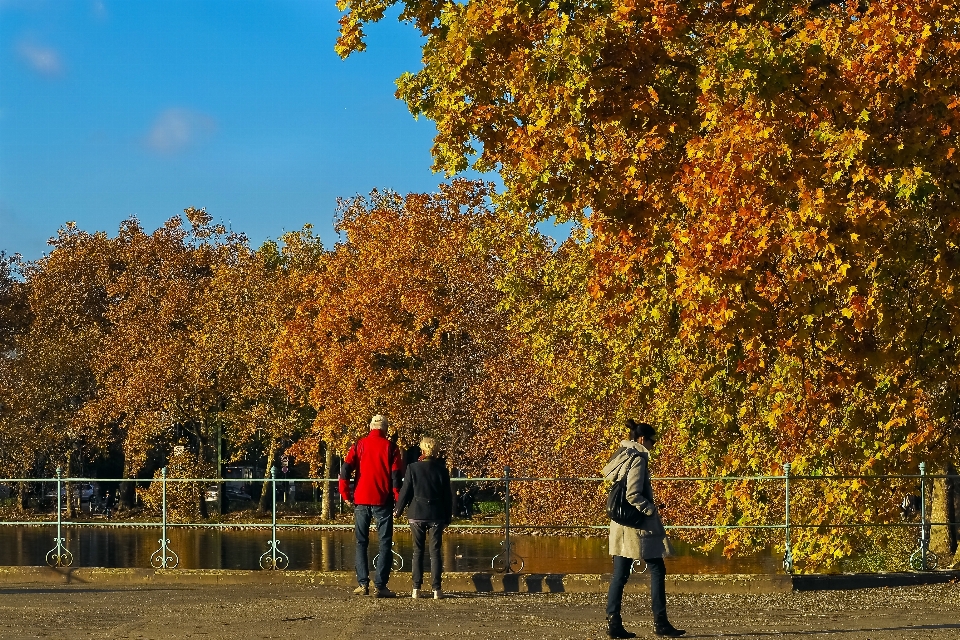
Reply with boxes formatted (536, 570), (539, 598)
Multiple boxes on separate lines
(0, 464), (953, 574)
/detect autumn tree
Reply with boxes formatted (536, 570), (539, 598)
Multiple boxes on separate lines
(78, 211), (243, 513)
(195, 230), (321, 512)
(272, 181), (569, 511)
(338, 1), (960, 566)
(2, 213), (322, 518)
(0, 252), (28, 356)
(0, 229), (115, 514)
(275, 182), (491, 456)
(0, 252), (31, 505)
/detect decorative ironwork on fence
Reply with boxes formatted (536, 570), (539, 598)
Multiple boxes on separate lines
(0, 464), (954, 574)
(148, 466), (178, 569)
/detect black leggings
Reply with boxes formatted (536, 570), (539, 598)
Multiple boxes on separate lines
(410, 521), (445, 590)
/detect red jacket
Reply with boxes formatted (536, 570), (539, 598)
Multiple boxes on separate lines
(338, 430), (404, 506)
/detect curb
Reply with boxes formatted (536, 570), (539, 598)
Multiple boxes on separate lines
(791, 571), (960, 591)
(0, 567), (957, 593)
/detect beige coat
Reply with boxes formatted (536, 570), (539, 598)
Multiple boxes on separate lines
(602, 440), (667, 560)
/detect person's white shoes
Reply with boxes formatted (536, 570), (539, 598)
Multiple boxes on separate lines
(412, 588), (420, 599)
(433, 589), (443, 600)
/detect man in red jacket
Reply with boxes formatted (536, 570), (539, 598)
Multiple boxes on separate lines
(339, 414), (404, 597)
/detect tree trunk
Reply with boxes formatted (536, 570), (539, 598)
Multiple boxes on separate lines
(197, 469), (209, 520)
(952, 464), (960, 569)
(193, 423), (210, 519)
(259, 438), (278, 513)
(64, 449), (75, 518)
(216, 420), (227, 516)
(118, 452), (135, 510)
(930, 462), (960, 568)
(17, 479), (29, 511)
(321, 442), (333, 521)
(929, 462), (958, 562)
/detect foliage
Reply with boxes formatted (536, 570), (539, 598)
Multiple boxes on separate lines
(0, 252), (28, 353)
(140, 452), (215, 521)
(267, 179), (620, 526)
(0, 228), (114, 483)
(0, 214), (316, 509)
(474, 500), (504, 515)
(275, 181), (522, 458)
(195, 231), (319, 465)
(336, 0), (960, 566)
(71, 212), (239, 497)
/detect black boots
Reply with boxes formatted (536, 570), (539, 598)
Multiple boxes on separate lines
(606, 615), (637, 639)
(608, 614), (685, 638)
(654, 616), (686, 637)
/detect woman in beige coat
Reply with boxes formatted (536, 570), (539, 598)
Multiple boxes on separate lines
(602, 419), (684, 638)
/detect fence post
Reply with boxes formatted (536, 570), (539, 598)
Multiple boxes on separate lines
(55, 466), (63, 550)
(504, 465), (512, 573)
(162, 467), (167, 554)
(919, 462), (929, 569)
(150, 466), (179, 568)
(271, 465), (277, 567)
(259, 465), (288, 569)
(783, 462), (793, 574)
(56, 466), (62, 518)
(45, 466), (73, 567)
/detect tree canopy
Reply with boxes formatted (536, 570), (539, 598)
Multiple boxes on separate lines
(335, 0), (960, 564)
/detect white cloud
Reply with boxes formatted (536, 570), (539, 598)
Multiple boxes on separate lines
(91, 0), (108, 20)
(145, 108), (217, 154)
(16, 40), (63, 77)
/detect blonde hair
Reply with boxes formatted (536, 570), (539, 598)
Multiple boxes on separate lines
(419, 437), (437, 457)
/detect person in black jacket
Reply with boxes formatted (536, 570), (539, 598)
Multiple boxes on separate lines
(394, 437), (453, 599)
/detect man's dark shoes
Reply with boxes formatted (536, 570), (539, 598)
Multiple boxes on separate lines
(606, 615), (637, 639)
(375, 586), (396, 598)
(654, 620), (686, 637)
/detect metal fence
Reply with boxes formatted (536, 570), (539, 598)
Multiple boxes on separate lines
(0, 464), (955, 574)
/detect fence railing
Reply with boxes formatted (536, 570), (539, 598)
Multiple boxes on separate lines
(0, 463), (955, 574)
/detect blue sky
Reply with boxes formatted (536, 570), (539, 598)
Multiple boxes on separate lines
(1, 0), (567, 261)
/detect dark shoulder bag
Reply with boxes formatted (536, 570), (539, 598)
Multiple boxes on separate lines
(606, 452), (648, 528)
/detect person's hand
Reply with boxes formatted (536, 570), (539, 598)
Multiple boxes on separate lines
(643, 506), (654, 516)
(345, 499), (353, 508)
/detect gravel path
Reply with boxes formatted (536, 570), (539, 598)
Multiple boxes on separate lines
(1, 582), (958, 639)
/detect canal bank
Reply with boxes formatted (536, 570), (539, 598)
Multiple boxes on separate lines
(0, 566), (957, 593)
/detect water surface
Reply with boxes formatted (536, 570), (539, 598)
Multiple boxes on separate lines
(0, 526), (780, 573)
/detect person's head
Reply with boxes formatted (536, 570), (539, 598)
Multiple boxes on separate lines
(419, 436), (437, 458)
(369, 414), (388, 432)
(626, 418), (656, 449)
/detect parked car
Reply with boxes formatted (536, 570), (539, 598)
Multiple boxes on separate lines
(77, 483), (95, 501)
(45, 483), (96, 502)
(204, 484), (252, 503)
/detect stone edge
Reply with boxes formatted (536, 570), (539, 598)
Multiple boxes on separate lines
(0, 567), (956, 593)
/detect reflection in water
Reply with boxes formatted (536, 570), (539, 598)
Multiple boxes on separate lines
(0, 526), (779, 574)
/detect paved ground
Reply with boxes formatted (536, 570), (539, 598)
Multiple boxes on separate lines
(1, 581), (959, 639)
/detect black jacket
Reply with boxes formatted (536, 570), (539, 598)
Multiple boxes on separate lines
(395, 457), (453, 524)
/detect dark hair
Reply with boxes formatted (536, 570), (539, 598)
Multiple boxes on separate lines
(626, 418), (656, 442)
